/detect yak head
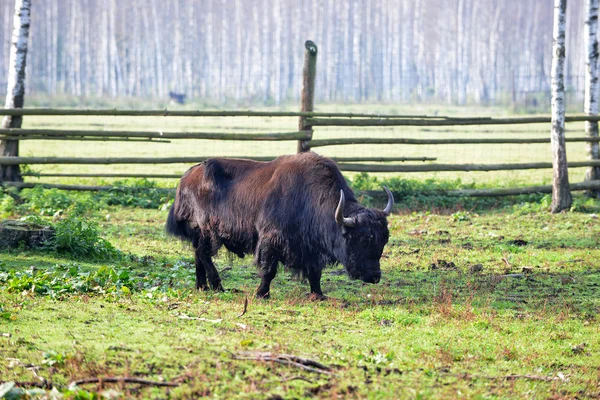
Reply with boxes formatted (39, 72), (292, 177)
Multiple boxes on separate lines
(335, 187), (393, 284)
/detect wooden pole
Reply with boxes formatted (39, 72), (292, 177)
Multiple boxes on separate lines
(305, 115), (600, 126)
(1, 181), (175, 192)
(0, 128), (308, 141)
(4, 156), (599, 172)
(336, 161), (600, 173)
(308, 136), (600, 148)
(550, 0), (572, 212)
(0, 109), (443, 119)
(363, 180), (600, 198)
(21, 172), (184, 179)
(3, 108), (600, 122)
(0, 136), (171, 143)
(5, 180), (600, 198)
(298, 40), (318, 153)
(0, 155), (437, 165)
(0, 0), (31, 183)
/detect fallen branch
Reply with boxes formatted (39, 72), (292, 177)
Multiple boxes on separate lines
(497, 274), (525, 278)
(279, 376), (314, 383)
(0, 381), (49, 389)
(233, 351), (335, 376)
(460, 373), (566, 382)
(69, 377), (179, 389)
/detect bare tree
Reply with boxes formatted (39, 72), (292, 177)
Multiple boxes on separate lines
(0, 0), (31, 183)
(584, 0), (600, 197)
(550, 0), (572, 213)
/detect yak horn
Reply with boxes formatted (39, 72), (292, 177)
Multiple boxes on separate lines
(382, 186), (394, 215)
(335, 190), (355, 227)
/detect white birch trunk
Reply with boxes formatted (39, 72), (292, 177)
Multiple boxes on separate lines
(150, 0), (164, 98)
(551, 0), (572, 213)
(584, 0), (600, 193)
(1, 0), (31, 182)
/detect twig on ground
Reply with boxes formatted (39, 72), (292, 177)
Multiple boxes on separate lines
(68, 377), (179, 389)
(458, 373), (566, 382)
(233, 351), (336, 376)
(219, 266), (233, 273)
(237, 296), (248, 317)
(0, 381), (50, 389)
(280, 375), (314, 383)
(497, 274), (525, 278)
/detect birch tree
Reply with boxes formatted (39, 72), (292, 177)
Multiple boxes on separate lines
(584, 0), (600, 196)
(0, 0), (31, 183)
(550, 0), (572, 213)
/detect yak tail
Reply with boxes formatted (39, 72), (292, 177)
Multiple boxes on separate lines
(165, 198), (195, 243)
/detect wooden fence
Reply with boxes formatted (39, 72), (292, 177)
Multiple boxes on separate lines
(1, 41), (600, 197)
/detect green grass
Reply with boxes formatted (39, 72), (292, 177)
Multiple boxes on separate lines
(2, 101), (599, 398)
(1, 187), (600, 399)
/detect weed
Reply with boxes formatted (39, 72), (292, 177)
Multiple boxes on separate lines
(48, 215), (119, 260)
(18, 186), (98, 216)
(42, 350), (67, 366)
(96, 179), (173, 209)
(0, 194), (15, 218)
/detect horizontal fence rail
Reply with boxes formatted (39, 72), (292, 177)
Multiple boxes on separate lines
(1, 108), (600, 123)
(309, 136), (600, 148)
(0, 108), (471, 119)
(4, 180), (600, 198)
(0, 129), (308, 141)
(1, 137), (172, 143)
(336, 161), (600, 172)
(5, 158), (600, 173)
(0, 155), (437, 166)
(363, 180), (600, 198)
(306, 115), (600, 126)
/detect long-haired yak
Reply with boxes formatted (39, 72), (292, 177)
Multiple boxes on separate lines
(166, 152), (393, 298)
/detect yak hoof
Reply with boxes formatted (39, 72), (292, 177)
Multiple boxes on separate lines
(307, 293), (328, 301)
(256, 291), (271, 300)
(209, 282), (224, 292)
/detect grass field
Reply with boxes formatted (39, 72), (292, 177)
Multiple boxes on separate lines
(0, 183), (599, 399)
(1, 103), (599, 398)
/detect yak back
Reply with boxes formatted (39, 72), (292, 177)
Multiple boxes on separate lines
(167, 152), (358, 262)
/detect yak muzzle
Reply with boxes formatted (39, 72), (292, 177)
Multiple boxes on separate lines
(360, 271), (381, 284)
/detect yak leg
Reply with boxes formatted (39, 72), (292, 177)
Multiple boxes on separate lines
(307, 266), (326, 300)
(256, 246), (278, 299)
(194, 245), (224, 291)
(193, 247), (209, 291)
(203, 257), (224, 291)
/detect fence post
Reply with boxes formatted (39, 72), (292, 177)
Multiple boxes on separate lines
(297, 40), (318, 153)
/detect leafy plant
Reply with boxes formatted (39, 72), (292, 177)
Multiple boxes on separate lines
(0, 194), (15, 218)
(451, 211), (471, 222)
(18, 186), (98, 216)
(42, 350), (67, 366)
(48, 215), (119, 260)
(95, 179), (173, 209)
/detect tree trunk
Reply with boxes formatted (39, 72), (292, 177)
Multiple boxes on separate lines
(1, 0), (31, 183)
(551, 0), (572, 213)
(584, 0), (600, 197)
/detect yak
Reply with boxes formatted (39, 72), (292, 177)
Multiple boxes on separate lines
(166, 152), (393, 299)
